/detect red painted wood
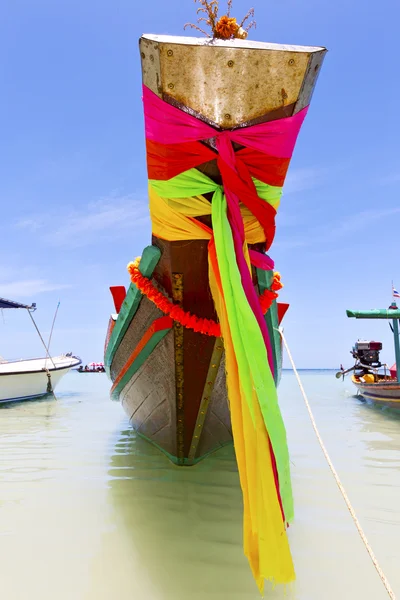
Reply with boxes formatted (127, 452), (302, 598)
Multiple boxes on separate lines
(277, 302), (289, 324)
(111, 316), (173, 393)
(110, 286), (127, 313)
(104, 317), (116, 355)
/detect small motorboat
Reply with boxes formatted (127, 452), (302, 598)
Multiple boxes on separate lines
(0, 355), (82, 403)
(0, 297), (81, 403)
(338, 301), (400, 407)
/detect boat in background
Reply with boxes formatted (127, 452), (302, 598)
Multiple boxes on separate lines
(77, 362), (105, 373)
(0, 297), (81, 403)
(338, 301), (400, 407)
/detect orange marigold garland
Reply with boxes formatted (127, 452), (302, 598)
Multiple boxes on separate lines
(127, 258), (282, 337)
(215, 15), (240, 39)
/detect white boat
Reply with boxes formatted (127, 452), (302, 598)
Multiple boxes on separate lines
(0, 355), (81, 403)
(0, 297), (81, 403)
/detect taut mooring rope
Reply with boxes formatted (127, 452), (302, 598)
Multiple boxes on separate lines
(27, 310), (58, 400)
(279, 328), (396, 600)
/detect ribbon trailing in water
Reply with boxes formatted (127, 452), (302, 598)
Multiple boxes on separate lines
(137, 84), (309, 591)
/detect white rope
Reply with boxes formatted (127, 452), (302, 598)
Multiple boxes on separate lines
(279, 327), (396, 600)
(45, 301), (60, 371)
(28, 310), (56, 369)
(27, 310), (58, 400)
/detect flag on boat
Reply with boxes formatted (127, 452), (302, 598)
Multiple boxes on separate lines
(392, 285), (400, 298)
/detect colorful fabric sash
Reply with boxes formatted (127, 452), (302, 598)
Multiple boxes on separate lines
(140, 84), (309, 591)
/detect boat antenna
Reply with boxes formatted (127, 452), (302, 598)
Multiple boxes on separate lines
(184, 0), (256, 39)
(45, 301), (60, 370)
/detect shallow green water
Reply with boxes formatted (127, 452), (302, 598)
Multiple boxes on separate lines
(0, 370), (399, 599)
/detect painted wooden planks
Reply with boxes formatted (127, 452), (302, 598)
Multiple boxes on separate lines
(105, 245), (161, 376)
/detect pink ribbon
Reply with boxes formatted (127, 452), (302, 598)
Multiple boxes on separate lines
(143, 85), (308, 158)
(143, 84), (308, 376)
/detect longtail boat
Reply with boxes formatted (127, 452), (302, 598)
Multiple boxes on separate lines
(105, 2), (326, 591)
(338, 302), (400, 406)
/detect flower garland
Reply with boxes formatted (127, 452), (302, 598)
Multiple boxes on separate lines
(127, 257), (282, 338)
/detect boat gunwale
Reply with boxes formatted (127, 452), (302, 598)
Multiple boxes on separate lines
(0, 357), (81, 377)
(141, 33), (326, 54)
(351, 376), (400, 388)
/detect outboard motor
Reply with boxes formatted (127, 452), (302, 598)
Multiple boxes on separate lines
(351, 340), (382, 368)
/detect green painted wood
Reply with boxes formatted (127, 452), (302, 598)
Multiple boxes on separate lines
(257, 268), (281, 385)
(111, 328), (171, 400)
(105, 245), (161, 376)
(347, 308), (400, 319)
(393, 319), (400, 384)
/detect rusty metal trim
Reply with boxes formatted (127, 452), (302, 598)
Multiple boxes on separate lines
(187, 338), (224, 463)
(172, 273), (185, 464)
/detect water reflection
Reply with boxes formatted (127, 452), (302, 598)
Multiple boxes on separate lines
(106, 429), (261, 600)
(0, 371), (399, 600)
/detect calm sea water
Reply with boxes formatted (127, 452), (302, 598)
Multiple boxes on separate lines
(0, 370), (399, 600)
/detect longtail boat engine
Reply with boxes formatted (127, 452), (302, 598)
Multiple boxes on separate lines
(351, 341), (383, 370)
(104, 0), (326, 592)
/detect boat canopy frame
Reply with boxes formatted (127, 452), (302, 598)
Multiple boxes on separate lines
(347, 308), (400, 320)
(0, 297), (36, 311)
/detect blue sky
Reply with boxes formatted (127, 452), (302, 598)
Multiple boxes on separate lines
(1, 0), (400, 368)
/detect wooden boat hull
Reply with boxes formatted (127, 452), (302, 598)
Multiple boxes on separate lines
(106, 243), (288, 465)
(352, 375), (400, 407)
(105, 35), (326, 465)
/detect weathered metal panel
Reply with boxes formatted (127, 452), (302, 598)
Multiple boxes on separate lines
(140, 37), (162, 96)
(294, 49), (326, 114)
(139, 34), (327, 128)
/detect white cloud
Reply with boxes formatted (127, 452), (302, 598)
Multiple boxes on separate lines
(0, 279), (71, 298)
(284, 167), (328, 195)
(273, 237), (309, 250)
(275, 211), (303, 228)
(275, 206), (400, 252)
(328, 207), (400, 239)
(16, 193), (150, 248)
(16, 217), (46, 232)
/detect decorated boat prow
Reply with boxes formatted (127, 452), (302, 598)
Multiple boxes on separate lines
(105, 32), (326, 466)
(104, 1), (326, 591)
(338, 301), (400, 406)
